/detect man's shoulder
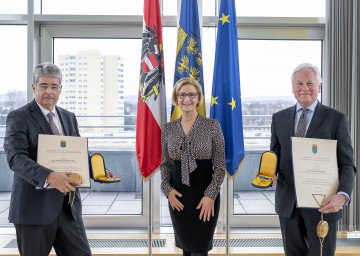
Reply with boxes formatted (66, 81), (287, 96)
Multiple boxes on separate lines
(8, 102), (32, 116)
(273, 106), (294, 116)
(317, 103), (346, 116)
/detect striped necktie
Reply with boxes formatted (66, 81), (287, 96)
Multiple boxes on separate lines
(295, 109), (308, 137)
(47, 112), (60, 135)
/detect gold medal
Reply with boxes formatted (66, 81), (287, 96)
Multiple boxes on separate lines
(316, 219), (329, 238)
(67, 173), (84, 186)
(66, 173), (84, 206)
(313, 194), (327, 256)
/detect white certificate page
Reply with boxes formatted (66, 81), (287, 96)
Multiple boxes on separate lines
(37, 134), (90, 188)
(292, 137), (338, 208)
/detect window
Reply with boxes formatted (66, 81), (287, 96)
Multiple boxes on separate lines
(0, 0), (27, 14)
(237, 0), (326, 17)
(41, 0), (143, 15)
(54, 38), (143, 220)
(233, 40), (322, 218)
(0, 25), (27, 226)
(0, 25), (27, 150)
(1, 0), (326, 229)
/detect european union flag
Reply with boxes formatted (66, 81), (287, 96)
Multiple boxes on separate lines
(171, 0), (205, 121)
(210, 0), (244, 176)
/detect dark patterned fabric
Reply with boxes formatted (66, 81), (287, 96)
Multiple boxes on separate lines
(160, 115), (226, 200)
(295, 109), (308, 137)
(47, 112), (60, 135)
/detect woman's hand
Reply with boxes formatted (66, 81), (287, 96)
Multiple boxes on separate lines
(270, 173), (277, 186)
(196, 196), (214, 222)
(168, 189), (184, 211)
(255, 171), (277, 186)
(105, 169), (115, 178)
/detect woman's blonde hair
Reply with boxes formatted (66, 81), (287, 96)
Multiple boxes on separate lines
(171, 77), (204, 106)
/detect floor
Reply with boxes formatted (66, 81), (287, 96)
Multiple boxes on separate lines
(1, 191), (360, 255)
(0, 191), (276, 226)
(1, 230), (360, 256)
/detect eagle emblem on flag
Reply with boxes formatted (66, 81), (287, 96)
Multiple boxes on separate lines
(139, 25), (164, 103)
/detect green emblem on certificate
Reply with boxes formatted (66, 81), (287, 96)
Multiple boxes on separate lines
(60, 140), (66, 148)
(312, 144), (318, 154)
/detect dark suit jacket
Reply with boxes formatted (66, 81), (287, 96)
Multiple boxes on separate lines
(4, 99), (83, 225)
(270, 102), (356, 221)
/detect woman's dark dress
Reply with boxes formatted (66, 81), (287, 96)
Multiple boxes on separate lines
(170, 160), (220, 252)
(160, 115), (226, 253)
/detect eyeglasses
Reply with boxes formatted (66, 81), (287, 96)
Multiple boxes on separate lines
(37, 84), (61, 91)
(177, 92), (198, 99)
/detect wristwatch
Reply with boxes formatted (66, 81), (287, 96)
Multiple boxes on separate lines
(342, 194), (350, 205)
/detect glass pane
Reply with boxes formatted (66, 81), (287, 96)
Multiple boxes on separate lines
(163, 1), (218, 18)
(234, 40), (322, 215)
(42, 0), (143, 15)
(162, 0), (177, 16)
(54, 38), (143, 215)
(0, 25), (27, 226)
(165, 1), (326, 18)
(203, 0), (217, 16)
(0, 0), (27, 14)
(237, 0), (326, 17)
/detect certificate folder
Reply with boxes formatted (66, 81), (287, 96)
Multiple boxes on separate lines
(252, 151), (277, 189)
(291, 137), (338, 208)
(37, 134), (91, 188)
(90, 153), (121, 183)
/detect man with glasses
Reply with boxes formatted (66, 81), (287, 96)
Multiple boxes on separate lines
(4, 62), (91, 256)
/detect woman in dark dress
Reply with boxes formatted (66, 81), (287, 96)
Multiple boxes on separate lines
(160, 78), (226, 256)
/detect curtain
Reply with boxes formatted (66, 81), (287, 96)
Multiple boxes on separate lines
(325, 0), (359, 231)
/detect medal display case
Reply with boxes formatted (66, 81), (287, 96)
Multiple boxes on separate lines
(90, 153), (121, 183)
(252, 151), (277, 189)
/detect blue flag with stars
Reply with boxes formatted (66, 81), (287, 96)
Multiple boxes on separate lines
(210, 0), (244, 176)
(171, 0), (205, 121)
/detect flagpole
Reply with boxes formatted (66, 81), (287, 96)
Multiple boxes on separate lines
(148, 179), (152, 256)
(226, 177), (230, 256)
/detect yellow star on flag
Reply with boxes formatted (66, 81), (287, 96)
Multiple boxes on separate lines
(219, 13), (230, 25)
(211, 96), (219, 106)
(228, 97), (236, 110)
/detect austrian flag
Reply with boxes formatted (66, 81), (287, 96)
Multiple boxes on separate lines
(136, 0), (167, 180)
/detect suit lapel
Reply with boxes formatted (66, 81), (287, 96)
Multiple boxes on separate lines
(284, 105), (296, 137)
(290, 106), (296, 137)
(28, 100), (53, 134)
(306, 103), (327, 138)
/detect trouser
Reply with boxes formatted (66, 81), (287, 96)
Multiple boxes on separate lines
(279, 208), (337, 256)
(15, 196), (91, 256)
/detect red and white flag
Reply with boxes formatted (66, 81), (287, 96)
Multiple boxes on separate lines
(136, 0), (166, 180)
